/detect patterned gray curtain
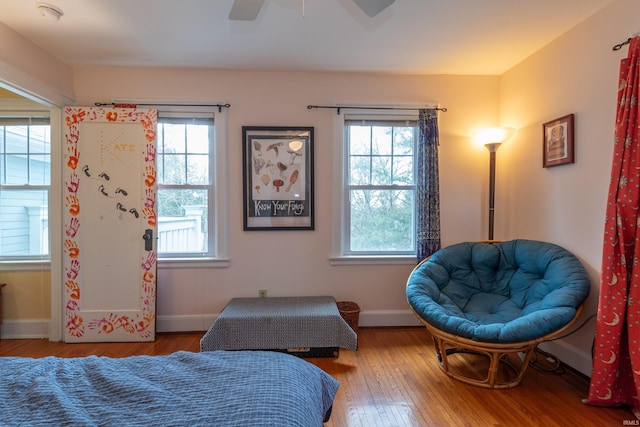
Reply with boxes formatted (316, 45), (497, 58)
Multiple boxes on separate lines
(416, 109), (441, 262)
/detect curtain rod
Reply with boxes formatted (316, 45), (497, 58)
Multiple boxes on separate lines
(94, 102), (231, 113)
(613, 32), (640, 51)
(613, 38), (632, 51)
(307, 104), (447, 115)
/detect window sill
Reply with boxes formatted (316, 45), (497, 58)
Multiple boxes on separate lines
(0, 260), (51, 271)
(329, 256), (417, 266)
(158, 257), (230, 269)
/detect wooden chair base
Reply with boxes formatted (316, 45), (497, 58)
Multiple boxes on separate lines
(429, 327), (537, 388)
(410, 304), (583, 389)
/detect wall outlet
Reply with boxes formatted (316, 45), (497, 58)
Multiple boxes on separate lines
(258, 289), (267, 298)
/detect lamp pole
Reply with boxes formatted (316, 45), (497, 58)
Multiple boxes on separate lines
(485, 142), (501, 241)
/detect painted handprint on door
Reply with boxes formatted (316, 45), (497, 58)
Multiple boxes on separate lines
(63, 106), (157, 341)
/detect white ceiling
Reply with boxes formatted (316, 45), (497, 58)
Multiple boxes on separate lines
(1, 0), (614, 75)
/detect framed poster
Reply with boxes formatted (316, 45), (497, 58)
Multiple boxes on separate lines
(543, 114), (574, 167)
(242, 126), (314, 230)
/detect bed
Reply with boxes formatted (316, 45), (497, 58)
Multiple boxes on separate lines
(0, 350), (338, 426)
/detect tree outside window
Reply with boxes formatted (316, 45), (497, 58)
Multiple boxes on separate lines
(345, 119), (417, 255)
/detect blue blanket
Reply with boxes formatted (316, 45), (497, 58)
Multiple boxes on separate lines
(0, 350), (338, 426)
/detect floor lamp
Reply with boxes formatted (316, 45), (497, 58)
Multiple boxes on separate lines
(475, 128), (513, 241)
(485, 141), (501, 241)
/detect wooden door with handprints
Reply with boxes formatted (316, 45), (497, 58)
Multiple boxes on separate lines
(63, 106), (157, 342)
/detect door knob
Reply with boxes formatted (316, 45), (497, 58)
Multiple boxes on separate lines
(143, 229), (153, 251)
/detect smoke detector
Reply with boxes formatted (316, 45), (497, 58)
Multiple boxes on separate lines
(36, 2), (64, 21)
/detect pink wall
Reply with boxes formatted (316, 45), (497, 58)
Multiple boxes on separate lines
(72, 67), (499, 328)
(499, 0), (640, 374)
(0, 22), (74, 105)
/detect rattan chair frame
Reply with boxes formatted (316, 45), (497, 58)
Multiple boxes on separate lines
(407, 256), (585, 388)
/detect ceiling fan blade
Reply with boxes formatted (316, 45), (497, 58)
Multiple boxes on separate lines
(353, 0), (395, 17)
(229, 0), (265, 21)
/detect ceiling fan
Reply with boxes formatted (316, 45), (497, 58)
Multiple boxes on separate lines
(229, 0), (395, 21)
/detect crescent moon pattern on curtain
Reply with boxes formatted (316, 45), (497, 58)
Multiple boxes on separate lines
(585, 36), (640, 419)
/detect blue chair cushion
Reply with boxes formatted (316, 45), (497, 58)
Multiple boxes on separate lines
(406, 240), (590, 343)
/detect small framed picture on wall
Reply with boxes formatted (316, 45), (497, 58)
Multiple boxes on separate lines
(543, 114), (575, 167)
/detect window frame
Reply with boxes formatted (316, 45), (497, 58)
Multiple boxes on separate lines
(331, 109), (419, 266)
(154, 105), (229, 268)
(0, 108), (52, 266)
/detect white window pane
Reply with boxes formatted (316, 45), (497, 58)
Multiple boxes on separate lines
(0, 189), (49, 256)
(371, 127), (392, 155)
(349, 189), (414, 252)
(393, 156), (414, 185)
(349, 156), (370, 185)
(156, 116), (214, 257)
(393, 127), (414, 155)
(161, 124), (186, 153)
(29, 155), (50, 185)
(187, 155), (208, 185)
(186, 125), (209, 154)
(157, 189), (208, 253)
(343, 116), (418, 255)
(0, 118), (51, 258)
(371, 156), (392, 185)
(162, 154), (186, 185)
(2, 154), (28, 185)
(1, 124), (51, 185)
(3, 127), (28, 153)
(29, 126), (51, 154)
(349, 126), (371, 155)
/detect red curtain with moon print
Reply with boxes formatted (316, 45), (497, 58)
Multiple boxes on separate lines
(586, 37), (640, 416)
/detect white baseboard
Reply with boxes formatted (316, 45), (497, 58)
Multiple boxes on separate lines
(1, 319), (50, 339)
(538, 339), (593, 377)
(359, 309), (422, 327)
(156, 315), (217, 333)
(1, 310), (423, 340)
(156, 309), (422, 333)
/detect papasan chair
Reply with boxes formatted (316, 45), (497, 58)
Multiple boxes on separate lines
(406, 239), (590, 388)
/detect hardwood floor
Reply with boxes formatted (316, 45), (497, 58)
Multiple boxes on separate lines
(0, 327), (634, 426)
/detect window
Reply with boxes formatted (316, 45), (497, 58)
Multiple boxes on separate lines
(156, 114), (216, 258)
(0, 115), (50, 259)
(342, 115), (417, 256)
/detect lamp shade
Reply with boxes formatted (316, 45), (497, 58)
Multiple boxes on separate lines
(474, 127), (514, 146)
